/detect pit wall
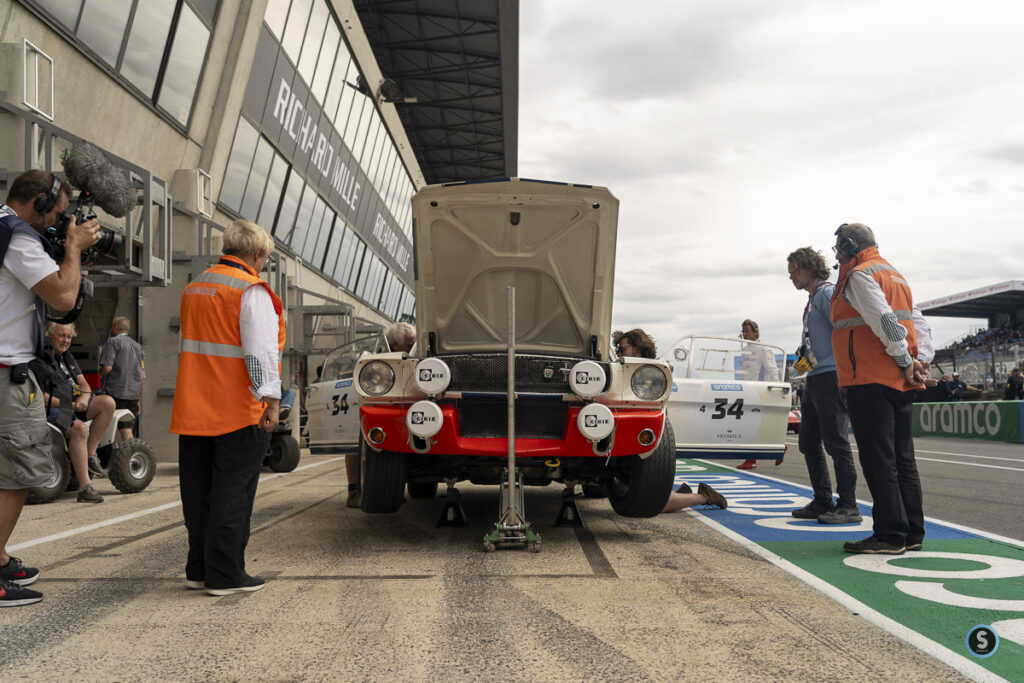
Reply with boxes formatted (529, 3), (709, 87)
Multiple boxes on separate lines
(912, 401), (1023, 443)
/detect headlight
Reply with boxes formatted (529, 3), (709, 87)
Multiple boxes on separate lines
(630, 365), (667, 400)
(359, 360), (395, 396)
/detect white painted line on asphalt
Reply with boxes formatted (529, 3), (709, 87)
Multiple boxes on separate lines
(915, 456), (1024, 472)
(687, 510), (1009, 683)
(9, 456), (344, 553)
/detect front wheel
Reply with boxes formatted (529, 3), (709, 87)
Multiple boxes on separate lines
(608, 420), (676, 518)
(265, 433), (300, 472)
(108, 438), (157, 493)
(360, 438), (407, 513)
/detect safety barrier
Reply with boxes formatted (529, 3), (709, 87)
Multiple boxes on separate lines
(912, 400), (1023, 443)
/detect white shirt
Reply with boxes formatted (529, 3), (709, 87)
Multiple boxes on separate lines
(0, 206), (59, 364)
(239, 284), (282, 400)
(843, 269), (935, 367)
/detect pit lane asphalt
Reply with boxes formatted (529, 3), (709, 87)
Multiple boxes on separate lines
(0, 452), (968, 682)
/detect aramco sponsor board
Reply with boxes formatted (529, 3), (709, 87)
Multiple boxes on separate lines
(913, 400), (1023, 443)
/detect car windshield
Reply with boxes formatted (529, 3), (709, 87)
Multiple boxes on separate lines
(319, 333), (388, 381)
(662, 335), (785, 382)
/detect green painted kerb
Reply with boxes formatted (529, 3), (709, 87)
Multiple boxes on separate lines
(913, 401), (1023, 443)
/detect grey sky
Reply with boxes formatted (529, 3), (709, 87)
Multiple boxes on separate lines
(518, 0), (1024, 354)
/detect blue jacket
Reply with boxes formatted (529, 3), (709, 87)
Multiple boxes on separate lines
(806, 281), (836, 376)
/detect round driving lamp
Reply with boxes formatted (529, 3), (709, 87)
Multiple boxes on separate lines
(358, 360), (395, 396)
(630, 365), (667, 401)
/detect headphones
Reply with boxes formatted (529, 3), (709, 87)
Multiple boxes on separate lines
(33, 174), (62, 215)
(834, 223), (860, 258)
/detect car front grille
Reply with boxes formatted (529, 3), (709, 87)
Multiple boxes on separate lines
(443, 353), (610, 395)
(457, 398), (567, 439)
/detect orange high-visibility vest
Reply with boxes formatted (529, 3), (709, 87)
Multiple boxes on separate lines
(830, 246), (918, 392)
(170, 255), (286, 436)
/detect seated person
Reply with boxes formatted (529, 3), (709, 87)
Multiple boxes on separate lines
(613, 328), (728, 513)
(347, 321), (417, 509)
(43, 322), (117, 503)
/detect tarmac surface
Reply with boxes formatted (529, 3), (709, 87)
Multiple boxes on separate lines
(1, 452), (970, 682)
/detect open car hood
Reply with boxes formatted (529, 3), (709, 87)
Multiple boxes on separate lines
(413, 179), (619, 358)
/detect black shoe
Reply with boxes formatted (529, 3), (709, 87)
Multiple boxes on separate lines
(817, 506), (862, 524)
(906, 540), (923, 551)
(0, 556), (39, 586)
(792, 502), (834, 519)
(206, 575), (266, 596)
(88, 455), (107, 478)
(843, 535), (906, 555)
(279, 405), (291, 421)
(0, 578), (43, 607)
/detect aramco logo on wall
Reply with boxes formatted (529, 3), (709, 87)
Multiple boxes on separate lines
(917, 402), (1001, 437)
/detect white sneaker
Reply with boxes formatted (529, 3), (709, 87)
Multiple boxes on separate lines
(206, 576), (266, 596)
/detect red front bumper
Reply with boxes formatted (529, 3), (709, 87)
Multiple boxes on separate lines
(361, 404), (665, 458)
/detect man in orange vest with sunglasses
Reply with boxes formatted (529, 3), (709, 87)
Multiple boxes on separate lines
(830, 223), (933, 556)
(171, 219), (285, 595)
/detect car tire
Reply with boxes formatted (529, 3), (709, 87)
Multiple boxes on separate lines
(609, 420), (675, 518)
(360, 437), (407, 513)
(27, 432), (71, 504)
(108, 438), (158, 494)
(407, 480), (438, 499)
(265, 433), (301, 472)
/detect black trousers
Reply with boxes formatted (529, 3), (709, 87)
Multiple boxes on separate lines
(845, 383), (924, 546)
(798, 371), (857, 508)
(178, 425), (270, 589)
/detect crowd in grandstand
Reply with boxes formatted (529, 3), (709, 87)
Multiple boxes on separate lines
(947, 323), (1024, 351)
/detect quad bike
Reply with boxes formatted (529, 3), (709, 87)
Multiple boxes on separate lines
(27, 409), (158, 504)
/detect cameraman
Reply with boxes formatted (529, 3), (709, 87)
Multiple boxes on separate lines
(0, 169), (99, 607)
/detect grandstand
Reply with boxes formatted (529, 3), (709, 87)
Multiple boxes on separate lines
(919, 280), (1024, 393)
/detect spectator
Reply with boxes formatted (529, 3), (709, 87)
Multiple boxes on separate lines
(347, 321), (417, 509)
(737, 319), (780, 470)
(1004, 368), (1022, 401)
(947, 372), (979, 401)
(830, 223), (934, 555)
(171, 219), (285, 595)
(42, 322), (115, 502)
(1, 169), (100, 607)
(99, 316), (145, 440)
(613, 329), (728, 512)
(786, 247), (860, 524)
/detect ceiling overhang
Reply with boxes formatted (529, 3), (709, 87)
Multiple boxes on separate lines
(354, 0), (518, 185)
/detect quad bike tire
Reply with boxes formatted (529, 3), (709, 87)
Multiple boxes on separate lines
(609, 420), (676, 518)
(360, 438), (407, 513)
(407, 480), (438, 499)
(265, 433), (300, 472)
(26, 433), (71, 504)
(108, 438), (157, 494)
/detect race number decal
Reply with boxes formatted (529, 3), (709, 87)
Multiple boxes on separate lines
(694, 382), (762, 443)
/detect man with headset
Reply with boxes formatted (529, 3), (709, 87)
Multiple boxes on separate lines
(0, 169), (99, 606)
(830, 223), (933, 555)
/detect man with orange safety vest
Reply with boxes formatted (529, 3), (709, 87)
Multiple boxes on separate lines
(171, 220), (284, 596)
(830, 223), (934, 556)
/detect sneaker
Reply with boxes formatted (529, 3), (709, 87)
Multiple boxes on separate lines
(0, 556), (39, 586)
(88, 455), (106, 478)
(737, 459), (757, 470)
(346, 489), (361, 508)
(676, 482), (692, 494)
(0, 578), (43, 607)
(697, 482), (728, 509)
(843, 535), (905, 555)
(817, 506), (863, 524)
(279, 405), (291, 421)
(906, 540), (923, 551)
(77, 484), (104, 504)
(206, 575), (265, 596)
(185, 579), (205, 590)
(792, 502), (834, 519)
